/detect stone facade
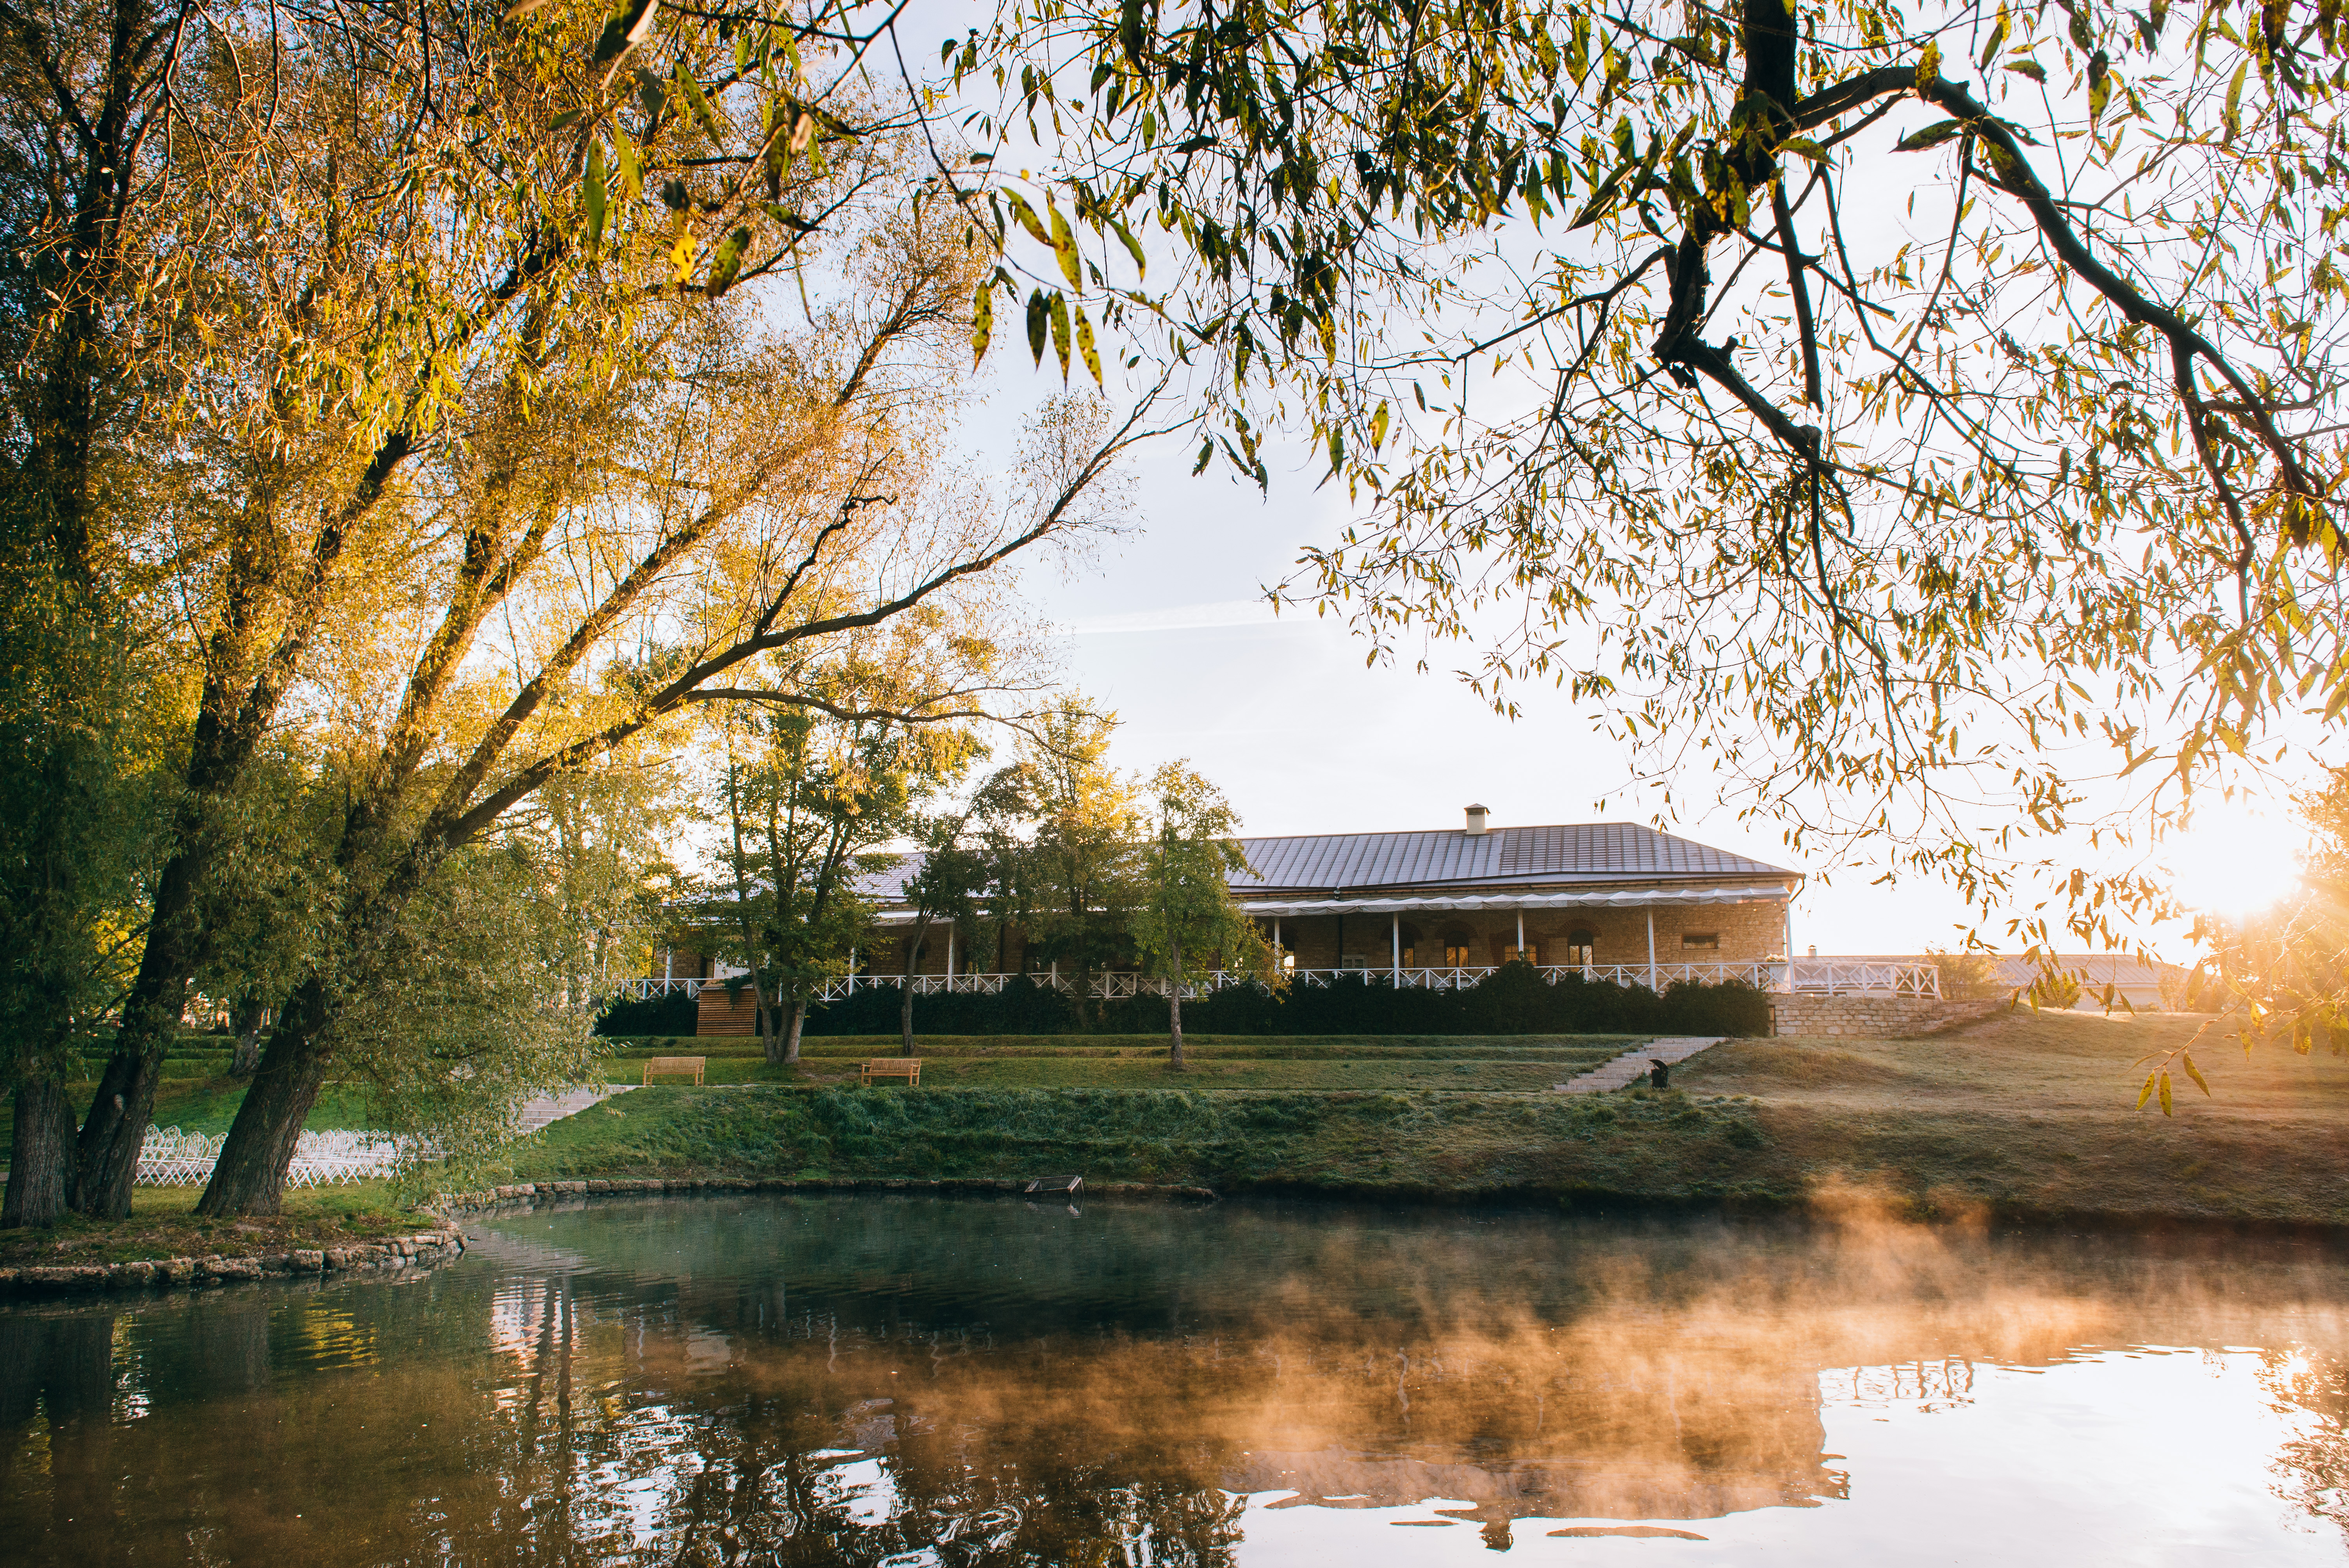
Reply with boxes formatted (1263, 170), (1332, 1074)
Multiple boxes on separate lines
(1769, 994), (2001, 1038)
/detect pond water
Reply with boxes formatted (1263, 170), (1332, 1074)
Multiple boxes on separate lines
(5, 1192), (2349, 1564)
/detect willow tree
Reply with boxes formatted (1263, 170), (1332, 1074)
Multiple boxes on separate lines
(947, 0), (2344, 943)
(185, 160), (1156, 1215)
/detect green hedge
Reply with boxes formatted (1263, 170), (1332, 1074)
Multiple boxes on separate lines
(794, 962), (1768, 1038)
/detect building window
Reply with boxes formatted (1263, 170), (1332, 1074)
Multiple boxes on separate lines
(1444, 943), (1472, 967)
(1565, 931), (1596, 967)
(1502, 944), (1540, 965)
(1681, 932), (1720, 950)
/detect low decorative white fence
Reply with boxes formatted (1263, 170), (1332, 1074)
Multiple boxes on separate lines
(136, 1126), (429, 1188)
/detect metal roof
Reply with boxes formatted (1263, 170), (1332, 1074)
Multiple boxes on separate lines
(853, 821), (1796, 919)
(1230, 822), (1796, 894)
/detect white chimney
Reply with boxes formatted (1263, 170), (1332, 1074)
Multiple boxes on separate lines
(1463, 804), (1490, 836)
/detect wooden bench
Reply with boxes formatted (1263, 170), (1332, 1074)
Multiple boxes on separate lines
(861, 1057), (922, 1087)
(643, 1055), (706, 1085)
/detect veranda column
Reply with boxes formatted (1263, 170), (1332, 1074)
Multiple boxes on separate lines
(1391, 915), (1401, 982)
(1515, 911), (1525, 959)
(1646, 909), (1658, 992)
(946, 927), (956, 981)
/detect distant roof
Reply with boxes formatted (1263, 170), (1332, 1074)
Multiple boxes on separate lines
(1231, 822), (1796, 895)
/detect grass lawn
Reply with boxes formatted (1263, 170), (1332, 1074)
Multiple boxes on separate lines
(0, 1078), (378, 1165)
(1674, 1008), (2349, 1225)
(594, 1034), (1636, 1088)
(494, 1011), (2349, 1226)
(0, 1181), (418, 1269)
(20, 1015), (2349, 1244)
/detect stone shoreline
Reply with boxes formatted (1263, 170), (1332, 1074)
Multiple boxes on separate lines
(0, 1224), (465, 1295)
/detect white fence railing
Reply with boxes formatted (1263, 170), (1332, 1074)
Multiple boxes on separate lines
(787, 958), (1939, 1002)
(611, 977), (705, 1000)
(136, 1126), (431, 1188)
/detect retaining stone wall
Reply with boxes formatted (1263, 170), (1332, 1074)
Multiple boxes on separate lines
(1769, 994), (2002, 1038)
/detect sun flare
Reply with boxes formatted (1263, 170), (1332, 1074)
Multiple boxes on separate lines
(2160, 809), (2307, 919)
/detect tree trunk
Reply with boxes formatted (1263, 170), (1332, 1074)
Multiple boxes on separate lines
(900, 917), (929, 1056)
(228, 995), (265, 1078)
(70, 806), (216, 1217)
(195, 978), (331, 1218)
(3, 1080), (80, 1226)
(1166, 935), (1187, 1071)
(757, 983), (777, 1065)
(783, 1000), (805, 1065)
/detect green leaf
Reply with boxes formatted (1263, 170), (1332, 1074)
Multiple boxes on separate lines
(1025, 288), (1049, 365)
(1109, 217), (1147, 279)
(1048, 202), (1083, 290)
(1979, 4), (2010, 70)
(2005, 57), (2046, 82)
(1776, 136), (1829, 162)
(704, 227), (749, 297)
(591, 0), (659, 66)
(971, 280), (994, 366)
(1895, 119), (1966, 153)
(583, 143), (608, 246)
(675, 64), (722, 137)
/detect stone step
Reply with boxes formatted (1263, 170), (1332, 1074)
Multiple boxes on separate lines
(1551, 1036), (1725, 1095)
(512, 1082), (636, 1136)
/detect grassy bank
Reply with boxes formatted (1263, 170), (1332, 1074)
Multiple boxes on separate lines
(0, 1183), (417, 1269)
(499, 1012), (2349, 1226)
(593, 1033), (1635, 1088)
(503, 1079), (1772, 1199)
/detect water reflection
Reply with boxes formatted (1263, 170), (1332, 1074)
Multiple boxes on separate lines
(4, 1193), (2349, 1563)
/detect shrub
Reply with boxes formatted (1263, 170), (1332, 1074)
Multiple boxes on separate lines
(792, 964), (1771, 1037)
(595, 989), (699, 1036)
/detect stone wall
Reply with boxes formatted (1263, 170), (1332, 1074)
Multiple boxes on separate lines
(1768, 993), (2001, 1038)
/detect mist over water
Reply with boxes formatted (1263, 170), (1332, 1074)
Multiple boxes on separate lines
(5, 1193), (2348, 1563)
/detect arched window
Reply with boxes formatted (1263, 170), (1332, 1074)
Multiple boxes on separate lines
(1440, 924), (1476, 968)
(1565, 930), (1597, 968)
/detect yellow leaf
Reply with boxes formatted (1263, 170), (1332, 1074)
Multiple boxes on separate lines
(1003, 190), (1050, 248)
(1073, 305), (1101, 386)
(971, 280), (993, 366)
(1049, 201), (1083, 291)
